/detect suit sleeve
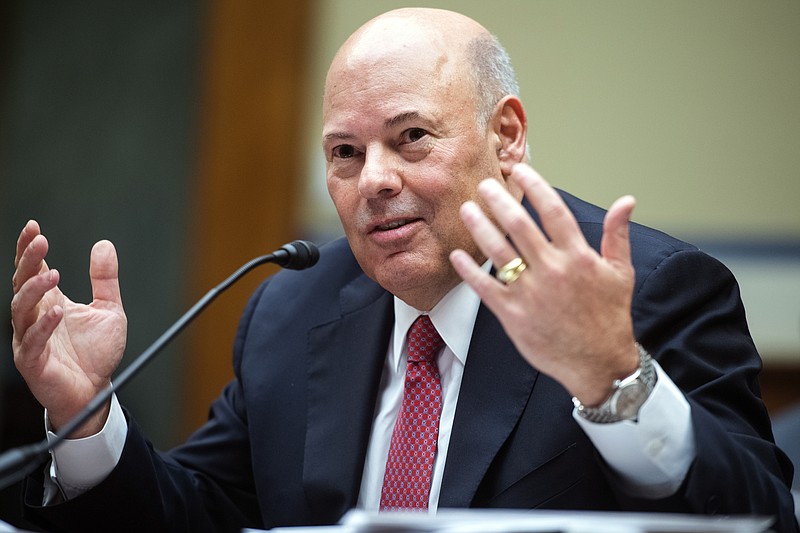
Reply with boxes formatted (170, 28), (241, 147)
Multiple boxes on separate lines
(630, 248), (798, 532)
(22, 281), (272, 533)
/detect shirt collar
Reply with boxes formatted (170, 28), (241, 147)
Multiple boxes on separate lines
(391, 261), (490, 373)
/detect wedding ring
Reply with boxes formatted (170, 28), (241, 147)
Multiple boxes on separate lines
(496, 257), (527, 284)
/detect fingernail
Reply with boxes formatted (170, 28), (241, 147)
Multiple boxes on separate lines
(461, 200), (478, 213)
(478, 178), (502, 198)
(513, 164), (533, 184)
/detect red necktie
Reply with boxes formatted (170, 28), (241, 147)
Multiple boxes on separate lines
(379, 315), (445, 511)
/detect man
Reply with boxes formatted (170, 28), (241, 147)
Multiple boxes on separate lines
(10, 8), (798, 532)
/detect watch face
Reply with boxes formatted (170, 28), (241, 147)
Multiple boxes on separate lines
(615, 381), (647, 420)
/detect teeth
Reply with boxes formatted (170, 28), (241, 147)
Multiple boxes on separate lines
(378, 219), (410, 230)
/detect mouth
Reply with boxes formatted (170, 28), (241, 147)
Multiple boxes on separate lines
(369, 218), (420, 233)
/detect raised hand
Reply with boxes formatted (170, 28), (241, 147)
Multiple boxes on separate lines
(11, 220), (127, 437)
(450, 164), (640, 406)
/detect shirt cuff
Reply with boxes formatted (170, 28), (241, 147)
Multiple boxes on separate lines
(44, 393), (127, 501)
(573, 361), (695, 498)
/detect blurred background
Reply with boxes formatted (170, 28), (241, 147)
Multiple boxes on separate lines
(1, 0), (798, 527)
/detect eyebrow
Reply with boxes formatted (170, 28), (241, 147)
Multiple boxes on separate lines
(322, 111), (424, 145)
(384, 111), (421, 130)
(322, 131), (353, 143)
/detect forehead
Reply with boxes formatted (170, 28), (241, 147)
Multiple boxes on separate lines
(323, 35), (471, 137)
(341, 15), (450, 71)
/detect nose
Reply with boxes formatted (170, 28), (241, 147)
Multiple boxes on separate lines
(358, 146), (402, 199)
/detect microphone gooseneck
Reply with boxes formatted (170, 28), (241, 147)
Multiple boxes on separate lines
(0, 239), (319, 490)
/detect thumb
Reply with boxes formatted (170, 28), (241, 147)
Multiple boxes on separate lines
(89, 240), (123, 305)
(601, 195), (635, 268)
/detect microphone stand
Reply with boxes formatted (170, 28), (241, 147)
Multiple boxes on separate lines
(0, 244), (314, 491)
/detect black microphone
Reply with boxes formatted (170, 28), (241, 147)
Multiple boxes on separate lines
(0, 239), (319, 490)
(272, 240), (320, 270)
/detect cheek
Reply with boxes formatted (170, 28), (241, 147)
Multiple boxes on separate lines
(327, 177), (354, 214)
(327, 178), (367, 246)
(429, 171), (488, 250)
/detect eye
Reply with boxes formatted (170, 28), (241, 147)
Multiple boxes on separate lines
(332, 144), (357, 159)
(401, 128), (427, 144)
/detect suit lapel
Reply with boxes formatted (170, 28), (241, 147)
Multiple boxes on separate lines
(302, 274), (393, 522)
(439, 303), (539, 508)
(301, 265), (544, 514)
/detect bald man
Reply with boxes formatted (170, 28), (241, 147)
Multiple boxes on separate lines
(12, 8), (797, 533)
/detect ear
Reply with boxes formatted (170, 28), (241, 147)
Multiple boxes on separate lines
(490, 95), (528, 178)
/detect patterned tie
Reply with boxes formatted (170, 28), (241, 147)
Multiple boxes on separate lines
(379, 315), (445, 511)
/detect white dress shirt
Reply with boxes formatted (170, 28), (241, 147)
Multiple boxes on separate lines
(356, 273), (482, 511)
(46, 267), (696, 506)
(355, 274), (695, 511)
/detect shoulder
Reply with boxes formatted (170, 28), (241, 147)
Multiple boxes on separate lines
(548, 190), (727, 291)
(554, 189), (696, 255)
(245, 236), (384, 325)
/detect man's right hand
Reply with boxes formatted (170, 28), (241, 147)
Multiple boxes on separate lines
(11, 220), (127, 438)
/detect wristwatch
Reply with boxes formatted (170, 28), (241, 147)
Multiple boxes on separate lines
(572, 343), (657, 424)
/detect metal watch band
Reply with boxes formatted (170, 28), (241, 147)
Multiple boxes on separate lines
(572, 343), (657, 424)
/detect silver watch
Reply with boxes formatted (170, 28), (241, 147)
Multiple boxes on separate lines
(572, 343), (657, 424)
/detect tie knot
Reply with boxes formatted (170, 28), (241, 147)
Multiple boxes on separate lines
(407, 315), (444, 363)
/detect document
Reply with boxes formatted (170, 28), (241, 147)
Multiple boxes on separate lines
(256, 508), (774, 533)
(0, 521), (36, 533)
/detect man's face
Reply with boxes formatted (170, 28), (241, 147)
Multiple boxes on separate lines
(322, 38), (502, 310)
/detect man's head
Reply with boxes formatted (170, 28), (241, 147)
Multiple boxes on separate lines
(322, 8), (528, 310)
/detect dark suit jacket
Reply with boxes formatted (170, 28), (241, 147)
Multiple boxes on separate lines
(25, 192), (798, 533)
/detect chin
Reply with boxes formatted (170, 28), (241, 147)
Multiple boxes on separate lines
(373, 257), (426, 288)
(382, 260), (457, 304)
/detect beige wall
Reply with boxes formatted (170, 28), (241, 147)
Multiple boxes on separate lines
(301, 0), (800, 240)
(299, 1), (800, 362)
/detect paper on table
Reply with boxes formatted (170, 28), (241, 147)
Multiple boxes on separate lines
(253, 509), (774, 533)
(338, 509), (774, 533)
(0, 521), (36, 533)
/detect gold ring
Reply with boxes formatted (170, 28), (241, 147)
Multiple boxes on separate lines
(496, 257), (527, 284)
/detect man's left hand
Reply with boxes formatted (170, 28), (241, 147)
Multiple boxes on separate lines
(450, 163), (640, 406)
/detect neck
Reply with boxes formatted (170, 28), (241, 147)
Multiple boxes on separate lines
(395, 278), (460, 312)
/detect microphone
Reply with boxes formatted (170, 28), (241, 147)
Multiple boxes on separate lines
(272, 240), (320, 270)
(0, 239), (319, 490)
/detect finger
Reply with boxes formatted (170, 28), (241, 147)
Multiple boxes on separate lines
(11, 268), (61, 339)
(89, 240), (123, 305)
(449, 249), (503, 304)
(15, 220), (41, 269)
(601, 195), (636, 268)
(13, 305), (64, 372)
(510, 164), (582, 248)
(475, 178), (549, 265)
(13, 233), (49, 295)
(459, 200), (519, 269)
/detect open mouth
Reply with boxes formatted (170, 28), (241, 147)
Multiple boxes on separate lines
(375, 218), (416, 231)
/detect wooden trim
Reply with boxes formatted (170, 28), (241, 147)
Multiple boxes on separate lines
(184, 0), (312, 436)
(760, 363), (800, 418)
